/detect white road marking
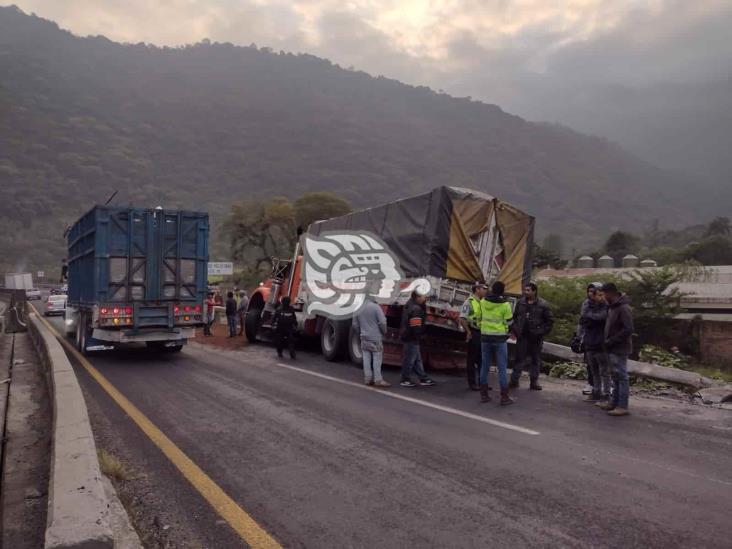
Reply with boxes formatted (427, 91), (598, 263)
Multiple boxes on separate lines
(275, 362), (540, 436)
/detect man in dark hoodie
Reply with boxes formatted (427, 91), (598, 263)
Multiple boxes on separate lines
(599, 283), (634, 416)
(509, 282), (554, 391)
(479, 281), (514, 405)
(273, 296), (297, 359)
(580, 283), (611, 403)
(400, 290), (436, 388)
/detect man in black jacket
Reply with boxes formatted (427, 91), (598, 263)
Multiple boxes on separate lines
(580, 286), (610, 403)
(273, 296), (297, 359)
(509, 282), (554, 391)
(598, 283), (634, 416)
(225, 291), (237, 337)
(399, 290), (435, 388)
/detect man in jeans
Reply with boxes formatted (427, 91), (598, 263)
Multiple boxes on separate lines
(225, 291), (237, 337)
(598, 283), (634, 416)
(400, 290), (436, 388)
(353, 297), (390, 388)
(479, 281), (514, 405)
(509, 282), (553, 391)
(580, 284), (611, 403)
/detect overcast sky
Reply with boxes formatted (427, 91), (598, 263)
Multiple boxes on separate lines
(13, 0), (732, 180)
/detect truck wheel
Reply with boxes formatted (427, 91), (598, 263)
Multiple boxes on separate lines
(77, 312), (91, 355)
(348, 324), (363, 366)
(244, 308), (262, 343)
(321, 318), (349, 361)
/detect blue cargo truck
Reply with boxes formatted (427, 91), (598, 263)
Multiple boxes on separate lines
(64, 206), (209, 354)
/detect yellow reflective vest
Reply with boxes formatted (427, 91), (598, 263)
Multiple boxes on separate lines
(479, 298), (513, 337)
(466, 296), (481, 330)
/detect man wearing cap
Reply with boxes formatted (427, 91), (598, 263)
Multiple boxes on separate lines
(598, 282), (634, 416)
(509, 282), (554, 391)
(460, 282), (488, 391)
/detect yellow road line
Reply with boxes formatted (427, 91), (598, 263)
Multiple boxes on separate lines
(31, 306), (281, 549)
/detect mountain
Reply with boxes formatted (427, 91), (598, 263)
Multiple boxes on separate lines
(0, 5), (699, 276)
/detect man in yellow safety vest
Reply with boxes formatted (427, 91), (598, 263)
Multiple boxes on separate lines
(479, 281), (514, 406)
(459, 282), (488, 392)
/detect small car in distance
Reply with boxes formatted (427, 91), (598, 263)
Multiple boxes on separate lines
(25, 288), (42, 300)
(50, 284), (68, 295)
(45, 294), (67, 316)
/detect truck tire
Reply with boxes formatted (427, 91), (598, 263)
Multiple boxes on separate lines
(321, 318), (349, 361)
(244, 308), (262, 343)
(76, 311), (91, 355)
(348, 324), (363, 366)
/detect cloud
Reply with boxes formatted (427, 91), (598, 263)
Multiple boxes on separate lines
(12, 0), (732, 182)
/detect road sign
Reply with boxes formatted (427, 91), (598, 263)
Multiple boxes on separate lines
(37, 271), (45, 278)
(208, 262), (234, 276)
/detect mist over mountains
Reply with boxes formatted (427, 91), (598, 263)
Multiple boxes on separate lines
(0, 5), (714, 274)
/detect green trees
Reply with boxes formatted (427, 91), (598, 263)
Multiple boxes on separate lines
(223, 192), (352, 287)
(604, 231), (641, 264)
(294, 192), (352, 229)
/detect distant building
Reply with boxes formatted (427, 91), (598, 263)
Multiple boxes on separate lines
(577, 255), (594, 268)
(640, 259), (658, 268)
(597, 255), (614, 268)
(622, 254), (639, 268)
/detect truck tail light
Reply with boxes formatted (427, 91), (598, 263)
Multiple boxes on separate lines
(174, 305), (180, 314)
(125, 307), (133, 315)
(194, 304), (201, 313)
(112, 307), (120, 315)
(100, 307), (108, 315)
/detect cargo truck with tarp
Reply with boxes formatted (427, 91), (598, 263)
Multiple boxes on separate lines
(245, 186), (534, 369)
(65, 206), (209, 354)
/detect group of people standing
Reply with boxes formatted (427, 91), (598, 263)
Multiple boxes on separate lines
(353, 277), (634, 416)
(203, 288), (249, 338)
(578, 282), (635, 416)
(460, 281), (553, 405)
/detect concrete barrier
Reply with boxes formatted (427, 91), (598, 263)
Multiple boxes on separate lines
(542, 341), (714, 390)
(28, 313), (114, 549)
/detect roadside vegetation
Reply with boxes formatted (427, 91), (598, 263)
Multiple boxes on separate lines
(98, 449), (132, 482)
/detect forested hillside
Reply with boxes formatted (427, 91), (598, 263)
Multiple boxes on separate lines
(0, 5), (697, 275)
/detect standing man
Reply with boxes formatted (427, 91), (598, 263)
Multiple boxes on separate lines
(479, 281), (514, 405)
(353, 297), (390, 388)
(225, 291), (237, 337)
(509, 282), (554, 391)
(273, 296), (297, 359)
(460, 282), (488, 391)
(203, 291), (216, 336)
(580, 284), (611, 403)
(400, 289), (436, 388)
(598, 283), (634, 416)
(578, 283), (601, 395)
(237, 290), (249, 336)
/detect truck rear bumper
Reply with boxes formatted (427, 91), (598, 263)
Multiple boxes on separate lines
(92, 327), (195, 343)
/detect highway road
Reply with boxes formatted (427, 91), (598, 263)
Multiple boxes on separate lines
(43, 312), (732, 549)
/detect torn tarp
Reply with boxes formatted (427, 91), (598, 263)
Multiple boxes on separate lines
(308, 186), (534, 294)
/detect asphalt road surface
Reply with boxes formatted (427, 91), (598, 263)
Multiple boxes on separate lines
(45, 314), (732, 549)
